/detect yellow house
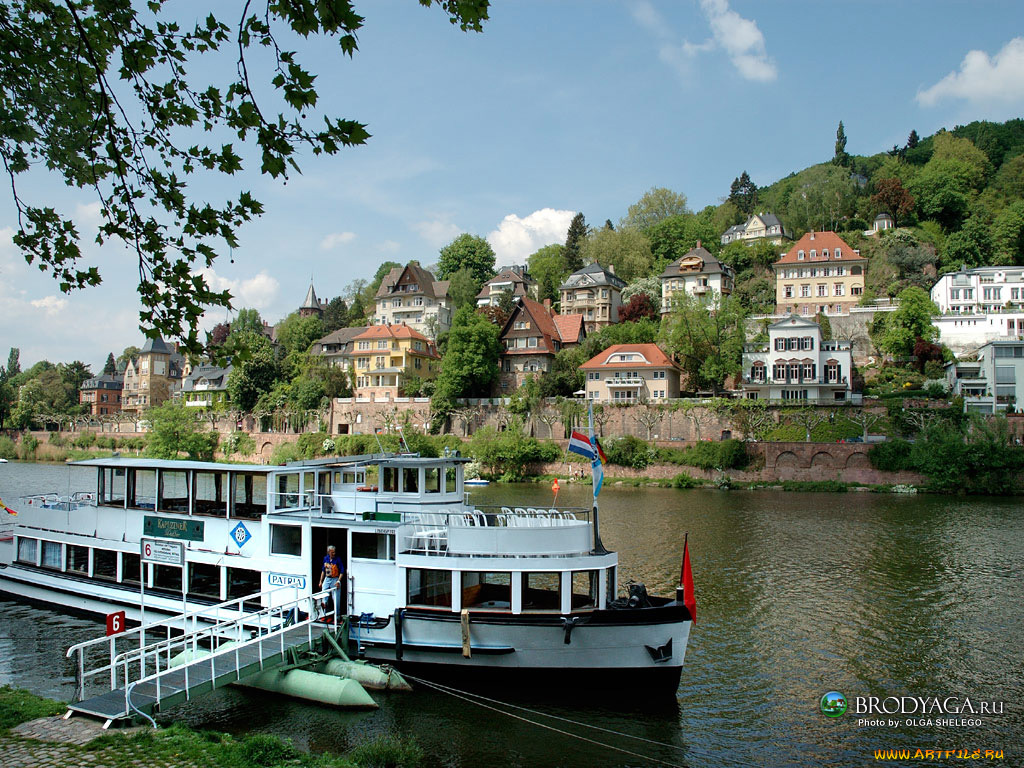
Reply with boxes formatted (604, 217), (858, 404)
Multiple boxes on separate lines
(351, 323), (440, 400)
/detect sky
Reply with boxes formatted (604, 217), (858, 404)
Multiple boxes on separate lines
(3, 0), (1024, 372)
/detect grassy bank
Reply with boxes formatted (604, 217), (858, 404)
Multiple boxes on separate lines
(0, 686), (423, 768)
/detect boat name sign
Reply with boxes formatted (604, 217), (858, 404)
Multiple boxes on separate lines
(268, 572), (306, 588)
(143, 515), (205, 541)
(141, 538), (184, 566)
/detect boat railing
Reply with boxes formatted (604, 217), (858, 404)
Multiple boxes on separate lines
(400, 506), (592, 556)
(65, 585), (298, 702)
(19, 491), (96, 512)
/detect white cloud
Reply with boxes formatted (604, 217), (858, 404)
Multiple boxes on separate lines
(74, 201), (104, 228)
(30, 295), (69, 315)
(414, 217), (461, 249)
(486, 208), (576, 264)
(917, 37), (1024, 109)
(376, 240), (401, 254)
(319, 231), (356, 251)
(197, 267), (279, 310)
(634, 0), (776, 83)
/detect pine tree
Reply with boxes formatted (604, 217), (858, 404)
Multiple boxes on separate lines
(564, 213), (587, 273)
(907, 129), (919, 150)
(833, 121), (850, 167)
(103, 353), (117, 376)
(604, 219), (615, 231)
(728, 171), (758, 214)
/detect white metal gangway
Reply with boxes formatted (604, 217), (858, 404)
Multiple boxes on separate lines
(65, 587), (340, 727)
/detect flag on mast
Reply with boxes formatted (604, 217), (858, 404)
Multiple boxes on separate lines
(588, 403), (603, 498)
(680, 533), (696, 622)
(0, 499), (17, 516)
(567, 430), (596, 460)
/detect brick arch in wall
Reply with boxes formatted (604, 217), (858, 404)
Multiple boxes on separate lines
(775, 451), (799, 468)
(811, 451), (834, 468)
(261, 441), (274, 459)
(845, 451), (870, 469)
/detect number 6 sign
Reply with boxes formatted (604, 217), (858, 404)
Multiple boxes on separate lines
(106, 610), (126, 636)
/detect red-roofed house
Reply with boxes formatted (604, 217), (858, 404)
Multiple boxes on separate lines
(498, 297), (586, 390)
(773, 231), (867, 316)
(580, 344), (682, 402)
(351, 323), (440, 400)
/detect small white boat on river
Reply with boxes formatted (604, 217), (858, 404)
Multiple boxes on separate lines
(0, 453), (693, 694)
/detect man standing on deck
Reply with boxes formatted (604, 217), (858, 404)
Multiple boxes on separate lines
(318, 545), (343, 620)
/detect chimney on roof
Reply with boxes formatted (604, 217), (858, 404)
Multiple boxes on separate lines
(607, 263), (615, 274)
(696, 240), (702, 249)
(543, 298), (552, 312)
(810, 231), (815, 240)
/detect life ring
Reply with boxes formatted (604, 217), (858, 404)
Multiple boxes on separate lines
(356, 485), (378, 492)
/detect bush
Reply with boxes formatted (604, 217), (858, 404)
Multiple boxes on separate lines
(48, 432), (67, 447)
(270, 441), (302, 465)
(296, 431), (330, 459)
(72, 432), (96, 449)
(868, 439), (914, 471)
(604, 435), (655, 470)
(346, 735), (424, 768)
(18, 432), (38, 460)
(225, 431), (256, 457)
(95, 435), (115, 450)
(672, 472), (700, 489)
(468, 423), (556, 481)
(781, 480), (848, 492)
(0, 435), (15, 460)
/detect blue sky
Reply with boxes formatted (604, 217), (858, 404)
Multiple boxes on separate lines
(3, 0), (1024, 370)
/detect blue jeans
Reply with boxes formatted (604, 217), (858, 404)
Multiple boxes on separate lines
(322, 576), (340, 614)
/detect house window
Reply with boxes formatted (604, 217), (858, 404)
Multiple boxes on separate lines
(802, 363), (815, 380)
(817, 284), (827, 297)
(784, 286), (793, 299)
(822, 249), (829, 258)
(800, 337), (813, 351)
(772, 363), (786, 380)
(810, 250), (816, 259)
(852, 285), (863, 296)
(414, 297), (424, 306)
(775, 338), (785, 351)
(798, 250), (805, 260)
(835, 248), (842, 258)
(800, 285), (810, 298)
(528, 337), (538, 348)
(826, 362), (840, 383)
(834, 283), (845, 297)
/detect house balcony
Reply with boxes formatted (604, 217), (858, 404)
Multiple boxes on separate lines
(743, 376), (849, 386)
(605, 377), (644, 386)
(184, 398), (212, 407)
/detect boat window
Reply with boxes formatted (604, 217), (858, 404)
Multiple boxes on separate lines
(402, 467), (419, 494)
(99, 468), (126, 506)
(333, 470), (362, 486)
(521, 572), (561, 611)
(270, 524), (302, 556)
(274, 473), (300, 510)
(445, 466), (457, 494)
(423, 467), (441, 494)
(16, 537), (37, 565)
(232, 473), (266, 519)
(571, 570), (598, 610)
(40, 541), (62, 570)
(303, 472), (315, 506)
(121, 552), (142, 585)
(158, 471), (189, 513)
(188, 562), (221, 600)
(352, 532), (395, 561)
(407, 568), (452, 608)
(227, 568), (261, 601)
(93, 549), (117, 581)
(153, 564), (182, 593)
(382, 467), (399, 493)
(130, 469), (157, 510)
(66, 544), (89, 574)
(194, 471), (228, 517)
(462, 572), (512, 610)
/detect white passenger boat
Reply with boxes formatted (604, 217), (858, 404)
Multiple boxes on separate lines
(0, 454), (692, 694)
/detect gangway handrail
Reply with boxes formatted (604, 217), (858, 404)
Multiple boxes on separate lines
(119, 587), (336, 723)
(66, 585), (296, 702)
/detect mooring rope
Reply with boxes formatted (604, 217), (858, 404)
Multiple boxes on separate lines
(402, 673), (686, 768)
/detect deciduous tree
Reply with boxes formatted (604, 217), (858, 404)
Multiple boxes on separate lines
(1, 1), (489, 354)
(438, 234), (496, 285)
(145, 401), (218, 460)
(661, 293), (746, 395)
(870, 178), (915, 226)
(881, 287), (939, 358)
(620, 187), (690, 231)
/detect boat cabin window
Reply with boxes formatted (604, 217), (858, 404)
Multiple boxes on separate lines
(274, 473), (301, 510)
(98, 467), (126, 507)
(521, 572), (561, 611)
(423, 467), (441, 494)
(65, 544), (89, 574)
(122, 552), (142, 585)
(445, 466), (457, 494)
(382, 467), (399, 493)
(270, 524), (302, 556)
(16, 537), (37, 565)
(352, 532), (395, 561)
(233, 473), (266, 519)
(402, 467), (419, 494)
(188, 562), (221, 600)
(158, 470), (189, 513)
(93, 549), (117, 581)
(227, 567), (261, 600)
(129, 469), (157, 510)
(153, 564), (182, 593)
(407, 568), (452, 608)
(571, 570), (599, 610)
(304, 472), (316, 506)
(40, 540), (62, 570)
(605, 566), (617, 605)
(194, 471), (228, 517)
(462, 572), (511, 611)
(332, 470), (364, 486)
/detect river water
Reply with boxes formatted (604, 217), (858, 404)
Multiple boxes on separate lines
(1, 462), (1022, 766)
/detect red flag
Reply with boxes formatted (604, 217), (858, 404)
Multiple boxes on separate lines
(680, 533), (696, 622)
